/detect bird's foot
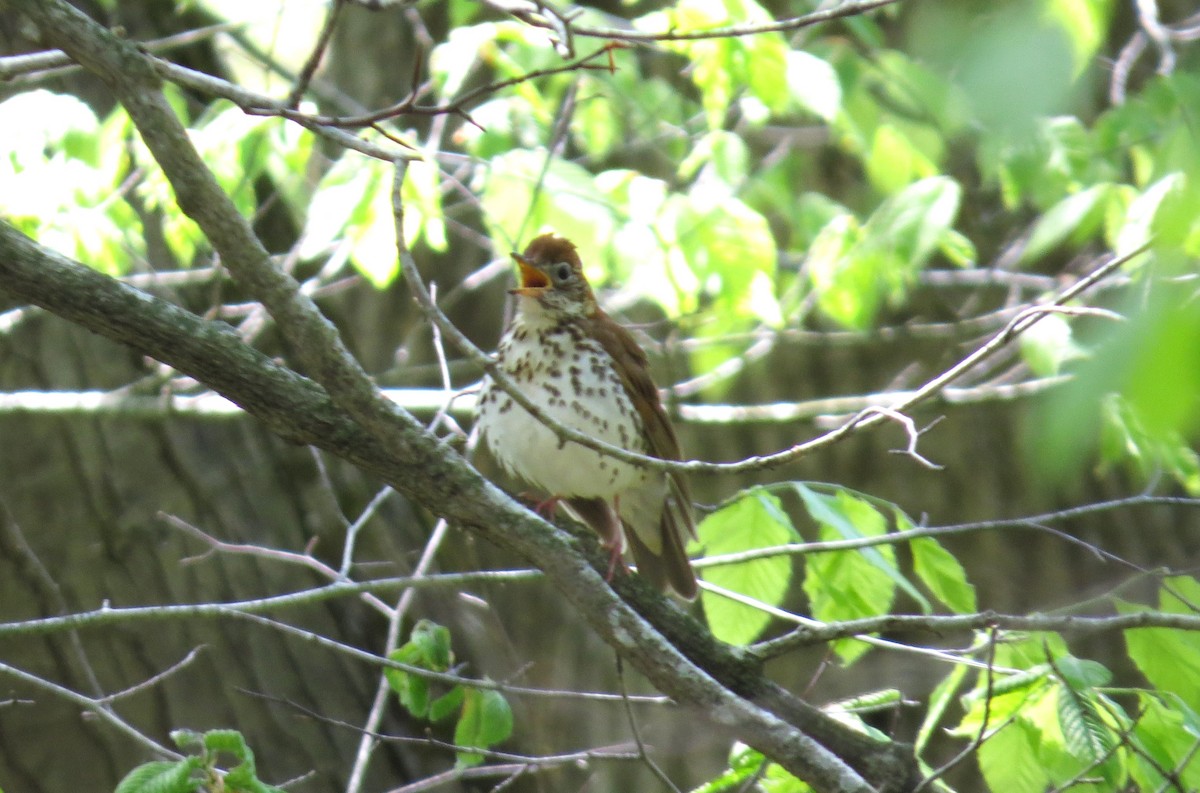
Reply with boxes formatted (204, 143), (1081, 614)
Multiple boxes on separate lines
(603, 540), (629, 582)
(519, 491), (561, 519)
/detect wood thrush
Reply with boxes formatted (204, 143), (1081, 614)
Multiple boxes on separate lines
(477, 233), (698, 599)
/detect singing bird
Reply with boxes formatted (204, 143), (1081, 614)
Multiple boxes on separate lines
(476, 234), (698, 599)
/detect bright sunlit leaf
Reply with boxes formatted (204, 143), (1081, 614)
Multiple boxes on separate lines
(696, 488), (797, 646)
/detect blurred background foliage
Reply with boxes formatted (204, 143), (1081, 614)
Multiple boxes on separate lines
(2, 0), (1200, 791)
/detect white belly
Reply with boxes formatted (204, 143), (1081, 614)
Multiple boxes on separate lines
(477, 323), (651, 499)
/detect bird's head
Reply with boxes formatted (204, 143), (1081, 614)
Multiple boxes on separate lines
(509, 233), (598, 319)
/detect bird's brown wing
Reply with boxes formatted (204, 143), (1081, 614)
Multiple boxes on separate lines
(586, 311), (698, 599)
(584, 309), (698, 543)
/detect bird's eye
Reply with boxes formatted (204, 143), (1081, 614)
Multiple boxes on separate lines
(553, 262), (572, 283)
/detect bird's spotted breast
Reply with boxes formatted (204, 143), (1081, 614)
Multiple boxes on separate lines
(478, 318), (650, 499)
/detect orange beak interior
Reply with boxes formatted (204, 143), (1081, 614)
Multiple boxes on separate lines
(513, 253), (549, 290)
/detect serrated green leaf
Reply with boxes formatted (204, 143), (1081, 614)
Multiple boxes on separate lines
(454, 687), (514, 768)
(202, 729), (252, 763)
(696, 488), (796, 645)
(114, 760), (202, 793)
(798, 486), (929, 612)
(1056, 684), (1121, 786)
(957, 657), (1053, 719)
(909, 535), (976, 614)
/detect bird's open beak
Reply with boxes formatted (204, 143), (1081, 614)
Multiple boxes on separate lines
(509, 252), (549, 296)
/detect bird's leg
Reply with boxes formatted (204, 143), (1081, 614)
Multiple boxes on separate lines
(519, 491), (562, 518)
(603, 495), (629, 582)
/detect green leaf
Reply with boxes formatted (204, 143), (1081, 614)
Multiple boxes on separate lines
(384, 623), (455, 720)
(429, 685), (465, 723)
(938, 229), (977, 267)
(916, 660), (970, 754)
(454, 687), (514, 768)
(807, 214), (872, 329)
(1119, 576), (1200, 705)
(1031, 284), (1200, 493)
(1116, 172), (1184, 257)
(691, 743), (768, 793)
(786, 50), (841, 122)
(301, 156), (398, 287)
(409, 619), (454, 672)
(798, 486), (928, 611)
(865, 124), (937, 195)
(675, 192), (778, 323)
(637, 0), (788, 128)
(1056, 685), (1121, 787)
(678, 130), (749, 187)
(795, 486), (912, 663)
(808, 178), (960, 329)
(909, 535), (977, 614)
(1129, 694), (1200, 791)
(954, 673), (1049, 737)
(863, 176), (961, 267)
(1045, 0), (1115, 76)
(202, 728), (253, 763)
(114, 760), (201, 793)
(1020, 184), (1110, 265)
(480, 149), (613, 273)
(402, 157), (447, 252)
(909, 1), (1077, 134)
(1018, 313), (1086, 377)
(1053, 655), (1112, 689)
(696, 488), (796, 645)
(977, 717), (1054, 793)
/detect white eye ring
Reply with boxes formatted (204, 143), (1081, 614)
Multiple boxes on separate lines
(553, 262), (572, 282)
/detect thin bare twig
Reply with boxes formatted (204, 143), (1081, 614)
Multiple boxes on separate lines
(99, 646), (206, 704)
(615, 656), (682, 793)
(0, 661), (179, 759)
(286, 0), (345, 109)
(263, 43), (618, 129)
